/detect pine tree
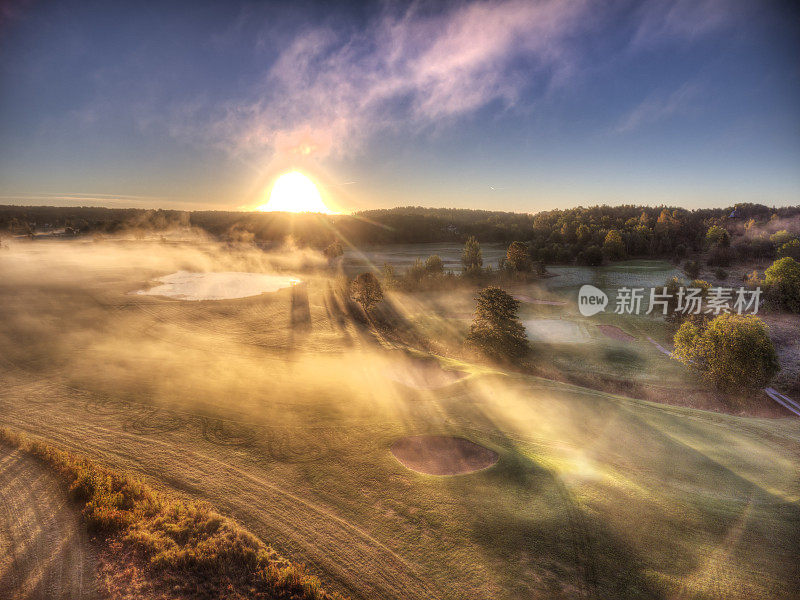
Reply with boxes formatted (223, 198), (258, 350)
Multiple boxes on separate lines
(467, 287), (529, 361)
(462, 236), (483, 274)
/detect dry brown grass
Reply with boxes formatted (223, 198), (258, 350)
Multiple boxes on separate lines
(0, 427), (347, 600)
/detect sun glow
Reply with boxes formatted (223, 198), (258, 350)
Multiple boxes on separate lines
(257, 171), (332, 213)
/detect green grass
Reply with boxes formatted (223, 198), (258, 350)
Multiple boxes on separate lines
(1, 246), (798, 599)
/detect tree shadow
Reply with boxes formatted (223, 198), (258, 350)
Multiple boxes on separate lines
(443, 388), (800, 599)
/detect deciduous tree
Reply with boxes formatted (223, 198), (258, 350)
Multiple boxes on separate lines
(350, 272), (383, 312)
(505, 241), (531, 272)
(673, 314), (779, 390)
(603, 229), (626, 260)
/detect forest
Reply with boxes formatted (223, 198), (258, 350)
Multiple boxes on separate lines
(2, 203), (800, 266)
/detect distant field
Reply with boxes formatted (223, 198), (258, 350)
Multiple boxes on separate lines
(1, 240), (798, 599)
(342, 241), (507, 275)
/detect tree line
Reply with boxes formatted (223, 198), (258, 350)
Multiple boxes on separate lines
(4, 203), (799, 264)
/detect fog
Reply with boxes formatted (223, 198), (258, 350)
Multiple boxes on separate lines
(2, 237), (799, 600)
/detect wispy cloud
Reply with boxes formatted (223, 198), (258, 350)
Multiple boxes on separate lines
(170, 0), (741, 159)
(631, 0), (737, 47)
(614, 83), (700, 133)
(199, 0), (592, 159)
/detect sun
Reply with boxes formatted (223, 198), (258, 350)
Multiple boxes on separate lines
(257, 171), (332, 214)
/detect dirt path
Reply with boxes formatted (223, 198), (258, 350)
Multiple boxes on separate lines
(0, 446), (95, 600)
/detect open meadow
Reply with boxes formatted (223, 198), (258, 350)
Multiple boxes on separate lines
(1, 239), (799, 599)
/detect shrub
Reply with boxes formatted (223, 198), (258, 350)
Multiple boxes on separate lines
(706, 225), (730, 248)
(770, 230), (795, 247)
(764, 257), (800, 312)
(745, 269), (763, 288)
(425, 254), (444, 275)
(777, 239), (800, 260)
(684, 260), (701, 279)
(673, 314), (780, 390)
(714, 268), (728, 280)
(706, 247), (732, 267)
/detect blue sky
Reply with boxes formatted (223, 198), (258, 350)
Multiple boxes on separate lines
(1, 0), (798, 213)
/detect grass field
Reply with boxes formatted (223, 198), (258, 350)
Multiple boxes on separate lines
(1, 240), (799, 599)
(341, 242), (508, 276)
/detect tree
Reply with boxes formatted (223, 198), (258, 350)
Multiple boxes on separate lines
(350, 272), (383, 312)
(324, 240), (343, 263)
(462, 236), (483, 274)
(467, 287), (529, 361)
(407, 258), (427, 283)
(706, 225), (730, 248)
(581, 245), (604, 266)
(576, 224), (591, 245)
(381, 263), (396, 288)
(603, 229), (626, 260)
(663, 277), (711, 326)
(425, 254), (444, 275)
(673, 314), (779, 390)
(505, 241), (531, 272)
(663, 276), (684, 324)
(764, 257), (800, 312)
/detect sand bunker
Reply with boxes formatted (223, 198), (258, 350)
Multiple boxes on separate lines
(391, 435), (498, 475)
(523, 318), (590, 343)
(514, 294), (566, 306)
(597, 324), (636, 342)
(136, 271), (300, 300)
(382, 357), (468, 390)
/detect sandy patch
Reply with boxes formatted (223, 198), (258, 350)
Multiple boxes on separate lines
(382, 356), (468, 390)
(391, 435), (498, 475)
(0, 446), (96, 599)
(597, 324), (636, 342)
(523, 318), (590, 343)
(136, 270), (300, 300)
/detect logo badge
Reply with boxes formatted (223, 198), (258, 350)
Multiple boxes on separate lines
(578, 285), (608, 316)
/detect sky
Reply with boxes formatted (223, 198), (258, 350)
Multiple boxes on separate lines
(0, 0), (798, 214)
